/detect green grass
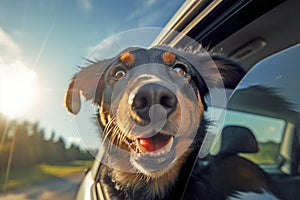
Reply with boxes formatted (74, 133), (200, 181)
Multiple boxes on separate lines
(0, 160), (93, 192)
(40, 160), (93, 178)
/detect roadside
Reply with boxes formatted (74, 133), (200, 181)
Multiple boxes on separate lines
(0, 172), (84, 200)
(0, 160), (92, 193)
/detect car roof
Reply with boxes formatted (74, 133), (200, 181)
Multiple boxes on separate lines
(154, 0), (300, 72)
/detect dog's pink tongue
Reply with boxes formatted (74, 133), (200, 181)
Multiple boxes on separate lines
(139, 134), (170, 152)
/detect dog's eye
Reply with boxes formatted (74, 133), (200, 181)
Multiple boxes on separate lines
(172, 63), (187, 76)
(113, 69), (126, 80)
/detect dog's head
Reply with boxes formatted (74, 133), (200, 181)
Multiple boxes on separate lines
(65, 45), (244, 185)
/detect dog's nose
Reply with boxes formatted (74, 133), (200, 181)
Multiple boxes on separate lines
(131, 83), (177, 121)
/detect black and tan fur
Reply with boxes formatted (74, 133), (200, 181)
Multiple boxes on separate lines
(65, 45), (245, 199)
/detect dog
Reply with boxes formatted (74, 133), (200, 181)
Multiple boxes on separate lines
(64, 45), (246, 199)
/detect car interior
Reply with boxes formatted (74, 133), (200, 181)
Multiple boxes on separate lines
(223, 45), (300, 199)
(152, 0), (300, 199)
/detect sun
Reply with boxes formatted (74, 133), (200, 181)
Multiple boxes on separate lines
(0, 62), (37, 118)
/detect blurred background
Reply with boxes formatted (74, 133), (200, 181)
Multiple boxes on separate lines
(0, 0), (185, 197)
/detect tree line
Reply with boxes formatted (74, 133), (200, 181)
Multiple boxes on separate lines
(0, 114), (92, 171)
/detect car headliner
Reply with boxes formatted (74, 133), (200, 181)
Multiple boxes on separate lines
(155, 0), (300, 72)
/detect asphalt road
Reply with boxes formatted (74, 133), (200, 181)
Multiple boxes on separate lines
(0, 173), (84, 200)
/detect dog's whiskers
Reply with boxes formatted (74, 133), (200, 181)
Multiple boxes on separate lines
(102, 117), (136, 153)
(115, 126), (124, 148)
(102, 117), (117, 151)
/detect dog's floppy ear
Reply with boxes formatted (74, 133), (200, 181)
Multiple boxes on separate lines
(210, 55), (246, 89)
(65, 76), (81, 115)
(65, 61), (109, 115)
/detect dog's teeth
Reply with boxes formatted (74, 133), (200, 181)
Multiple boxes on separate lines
(165, 137), (174, 152)
(149, 152), (155, 156)
(157, 150), (165, 156)
(155, 137), (173, 155)
(158, 150), (164, 156)
(139, 137), (174, 157)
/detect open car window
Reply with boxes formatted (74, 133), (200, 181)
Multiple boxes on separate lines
(223, 44), (300, 174)
(225, 110), (285, 165)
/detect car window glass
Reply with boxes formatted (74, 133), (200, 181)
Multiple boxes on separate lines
(224, 110), (285, 164)
(224, 44), (300, 168)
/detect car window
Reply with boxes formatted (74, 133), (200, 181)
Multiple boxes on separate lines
(225, 110), (285, 165)
(224, 44), (300, 173)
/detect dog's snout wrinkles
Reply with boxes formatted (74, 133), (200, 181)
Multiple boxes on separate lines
(131, 83), (177, 121)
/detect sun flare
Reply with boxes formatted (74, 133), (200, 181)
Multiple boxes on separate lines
(0, 62), (37, 118)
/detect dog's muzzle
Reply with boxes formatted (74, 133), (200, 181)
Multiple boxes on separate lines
(108, 64), (200, 174)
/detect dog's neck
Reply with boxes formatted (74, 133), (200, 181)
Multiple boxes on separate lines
(97, 120), (207, 199)
(98, 149), (200, 200)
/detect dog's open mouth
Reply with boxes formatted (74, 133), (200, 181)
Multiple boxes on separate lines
(128, 133), (177, 173)
(139, 133), (173, 153)
(129, 133), (174, 154)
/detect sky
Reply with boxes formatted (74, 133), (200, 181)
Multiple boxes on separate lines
(0, 0), (185, 149)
